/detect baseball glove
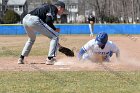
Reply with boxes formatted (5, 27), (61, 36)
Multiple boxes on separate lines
(58, 46), (74, 57)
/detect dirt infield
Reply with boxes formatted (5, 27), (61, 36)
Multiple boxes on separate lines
(0, 35), (140, 71)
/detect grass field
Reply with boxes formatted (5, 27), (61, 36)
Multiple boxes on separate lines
(0, 35), (140, 93)
(0, 71), (140, 93)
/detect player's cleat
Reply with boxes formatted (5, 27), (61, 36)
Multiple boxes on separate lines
(46, 58), (56, 65)
(18, 58), (24, 64)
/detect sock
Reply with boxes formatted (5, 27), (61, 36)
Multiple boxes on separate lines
(20, 55), (24, 60)
(48, 57), (53, 60)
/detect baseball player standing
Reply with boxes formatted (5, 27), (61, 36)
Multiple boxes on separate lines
(88, 13), (95, 37)
(78, 32), (120, 62)
(18, 1), (65, 65)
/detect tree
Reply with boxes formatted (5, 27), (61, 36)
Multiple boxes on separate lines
(78, 0), (140, 23)
(0, 18), (4, 24)
(2, 9), (20, 24)
(31, 0), (139, 23)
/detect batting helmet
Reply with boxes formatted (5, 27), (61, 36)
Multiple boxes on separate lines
(95, 32), (108, 47)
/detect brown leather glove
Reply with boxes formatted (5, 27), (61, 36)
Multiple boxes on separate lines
(58, 46), (74, 57)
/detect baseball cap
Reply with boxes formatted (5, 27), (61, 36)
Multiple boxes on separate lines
(54, 1), (65, 9)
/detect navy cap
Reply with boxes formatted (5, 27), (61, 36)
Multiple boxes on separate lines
(55, 1), (65, 9)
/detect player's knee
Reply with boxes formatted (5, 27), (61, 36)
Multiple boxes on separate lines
(28, 38), (35, 44)
(52, 36), (59, 40)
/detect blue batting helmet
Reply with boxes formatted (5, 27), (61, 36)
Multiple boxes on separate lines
(95, 32), (108, 45)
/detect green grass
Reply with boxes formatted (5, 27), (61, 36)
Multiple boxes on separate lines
(0, 43), (49, 57)
(0, 71), (140, 93)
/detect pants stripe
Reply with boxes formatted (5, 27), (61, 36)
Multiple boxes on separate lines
(39, 19), (58, 57)
(39, 19), (57, 37)
(54, 39), (58, 57)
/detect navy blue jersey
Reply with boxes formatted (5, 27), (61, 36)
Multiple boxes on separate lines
(88, 15), (95, 22)
(29, 4), (58, 30)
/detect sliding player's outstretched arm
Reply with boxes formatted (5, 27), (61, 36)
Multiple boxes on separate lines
(78, 39), (94, 60)
(111, 42), (120, 61)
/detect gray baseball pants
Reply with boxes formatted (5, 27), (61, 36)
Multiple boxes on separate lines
(21, 14), (59, 57)
(89, 24), (94, 35)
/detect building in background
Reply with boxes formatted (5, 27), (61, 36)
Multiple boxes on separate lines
(7, 0), (28, 19)
(60, 0), (78, 23)
(27, 0), (43, 12)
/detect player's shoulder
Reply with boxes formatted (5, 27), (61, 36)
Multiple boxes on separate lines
(106, 40), (115, 46)
(106, 40), (118, 48)
(90, 39), (96, 43)
(108, 40), (113, 44)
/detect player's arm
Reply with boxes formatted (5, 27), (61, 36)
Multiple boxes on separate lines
(46, 13), (56, 30)
(115, 48), (120, 62)
(46, 21), (56, 30)
(78, 48), (86, 60)
(45, 6), (58, 31)
(111, 42), (120, 60)
(116, 49), (120, 58)
(78, 40), (94, 60)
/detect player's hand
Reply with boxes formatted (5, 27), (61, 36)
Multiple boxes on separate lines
(55, 28), (60, 32)
(117, 57), (121, 62)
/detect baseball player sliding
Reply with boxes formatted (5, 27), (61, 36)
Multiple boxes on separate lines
(78, 32), (120, 62)
(18, 1), (67, 65)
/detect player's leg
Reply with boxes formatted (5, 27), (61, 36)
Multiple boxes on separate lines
(18, 15), (36, 64)
(33, 19), (59, 65)
(21, 27), (36, 56)
(89, 23), (94, 37)
(18, 26), (36, 64)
